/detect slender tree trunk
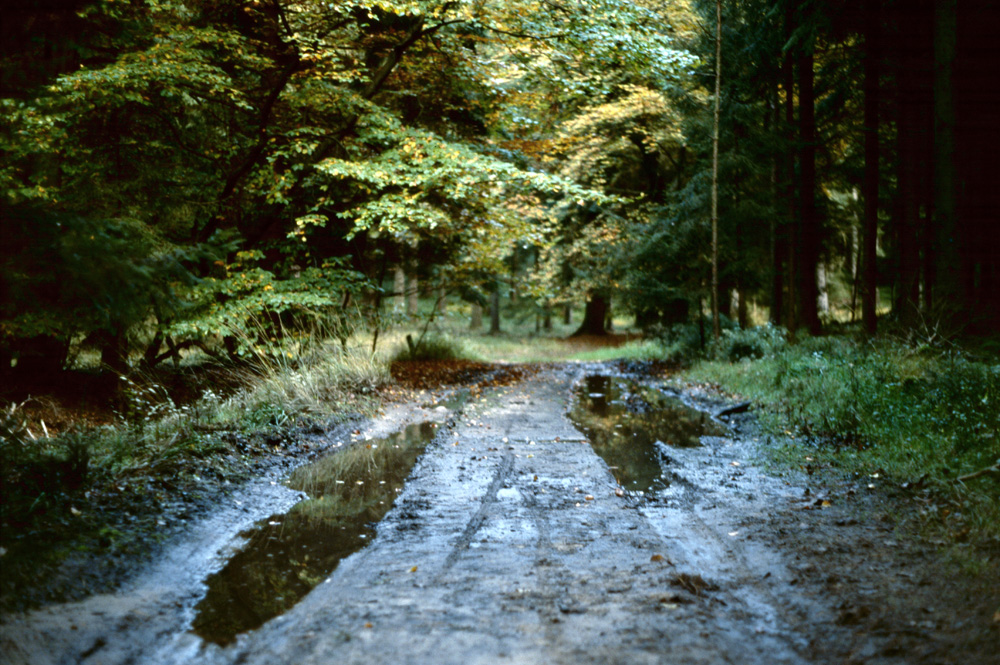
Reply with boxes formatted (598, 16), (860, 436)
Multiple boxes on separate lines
(436, 286), (447, 314)
(406, 256), (419, 316)
(489, 288), (501, 335)
(783, 5), (798, 333)
(896, 111), (921, 324)
(710, 0), (722, 340)
(798, 47), (821, 335)
(850, 210), (861, 322)
(770, 80), (784, 326)
(863, 0), (881, 334)
(922, 202), (935, 311)
(393, 267), (406, 312)
(470, 303), (482, 331)
(817, 262), (829, 316)
(933, 0), (960, 309)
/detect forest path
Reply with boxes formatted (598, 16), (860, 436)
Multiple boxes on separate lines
(2, 363), (993, 664)
(202, 364), (824, 665)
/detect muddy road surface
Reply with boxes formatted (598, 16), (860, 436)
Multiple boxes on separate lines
(2, 363), (997, 664)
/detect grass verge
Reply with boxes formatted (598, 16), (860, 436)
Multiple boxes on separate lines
(0, 335), (389, 613)
(682, 334), (1000, 546)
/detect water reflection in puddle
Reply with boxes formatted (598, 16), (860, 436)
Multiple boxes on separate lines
(191, 422), (438, 645)
(569, 376), (728, 495)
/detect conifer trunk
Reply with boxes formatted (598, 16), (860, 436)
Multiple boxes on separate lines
(863, 0), (880, 334)
(710, 0), (722, 340)
(797, 48), (821, 335)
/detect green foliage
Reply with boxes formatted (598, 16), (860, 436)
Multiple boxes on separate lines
(0, 321), (390, 611)
(686, 337), (1000, 541)
(392, 333), (474, 362)
(712, 323), (788, 361)
(0, 204), (225, 369)
(166, 254), (370, 361)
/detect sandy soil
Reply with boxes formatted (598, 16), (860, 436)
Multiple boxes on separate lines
(1, 363), (997, 664)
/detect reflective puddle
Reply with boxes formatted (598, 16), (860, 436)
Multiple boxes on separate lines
(569, 376), (728, 495)
(191, 422), (438, 645)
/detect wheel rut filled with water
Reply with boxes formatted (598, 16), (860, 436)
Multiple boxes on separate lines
(190, 422), (439, 645)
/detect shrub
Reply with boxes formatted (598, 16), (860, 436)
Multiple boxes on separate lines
(711, 323), (788, 361)
(391, 333), (473, 362)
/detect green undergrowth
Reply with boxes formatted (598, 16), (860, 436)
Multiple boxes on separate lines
(390, 332), (482, 362)
(684, 333), (1000, 545)
(0, 337), (389, 613)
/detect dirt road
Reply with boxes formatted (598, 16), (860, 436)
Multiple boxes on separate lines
(2, 363), (997, 664)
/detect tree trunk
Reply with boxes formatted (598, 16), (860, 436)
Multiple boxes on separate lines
(406, 271), (419, 316)
(393, 267), (406, 312)
(770, 79), (785, 326)
(933, 0), (960, 308)
(895, 111), (921, 325)
(863, 0), (881, 334)
(436, 286), (447, 314)
(797, 47), (821, 335)
(99, 327), (129, 377)
(489, 288), (501, 335)
(710, 0), (722, 341)
(783, 4), (798, 332)
(470, 303), (482, 331)
(817, 262), (829, 316)
(573, 293), (609, 336)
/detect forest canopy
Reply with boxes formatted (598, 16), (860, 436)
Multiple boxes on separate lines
(2, 0), (998, 373)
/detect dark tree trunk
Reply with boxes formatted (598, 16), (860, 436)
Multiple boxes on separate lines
(797, 48), (821, 335)
(710, 0), (722, 340)
(933, 0), (961, 308)
(489, 288), (501, 335)
(863, 0), (881, 334)
(783, 5), (798, 332)
(99, 327), (129, 377)
(895, 105), (921, 324)
(770, 74), (785, 327)
(573, 293), (609, 336)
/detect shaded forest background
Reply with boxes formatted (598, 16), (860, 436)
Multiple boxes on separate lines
(2, 0), (999, 373)
(2, 0), (1000, 619)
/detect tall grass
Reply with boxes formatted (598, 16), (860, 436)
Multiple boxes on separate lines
(685, 334), (1000, 543)
(0, 311), (394, 611)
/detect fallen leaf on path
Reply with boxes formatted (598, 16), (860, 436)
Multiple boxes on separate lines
(409, 566), (418, 573)
(671, 573), (715, 596)
(650, 554), (665, 562)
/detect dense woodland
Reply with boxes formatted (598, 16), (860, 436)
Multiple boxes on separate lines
(2, 0), (999, 375)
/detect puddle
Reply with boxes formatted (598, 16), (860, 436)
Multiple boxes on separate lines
(569, 376), (728, 495)
(191, 422), (438, 646)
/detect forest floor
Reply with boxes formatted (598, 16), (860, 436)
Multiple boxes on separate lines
(1, 360), (998, 664)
